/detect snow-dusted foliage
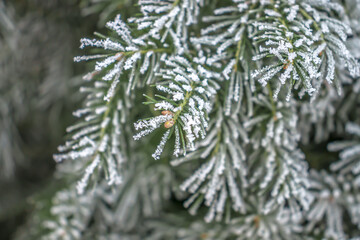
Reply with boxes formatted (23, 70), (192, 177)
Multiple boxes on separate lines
(16, 155), (173, 240)
(39, 186), (96, 240)
(203, 0), (358, 98)
(251, 0), (359, 99)
(298, 88), (342, 144)
(244, 95), (312, 214)
(132, 0), (203, 54)
(14, 0), (360, 239)
(134, 55), (220, 159)
(230, 198), (304, 240)
(305, 170), (360, 239)
(54, 15), (172, 193)
(93, 159), (173, 233)
(193, 0), (359, 101)
(145, 201), (304, 240)
(329, 122), (360, 185)
(53, 72), (126, 193)
(75, 15), (170, 92)
(171, 105), (248, 222)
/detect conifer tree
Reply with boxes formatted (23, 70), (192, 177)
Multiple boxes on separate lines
(6, 0), (360, 239)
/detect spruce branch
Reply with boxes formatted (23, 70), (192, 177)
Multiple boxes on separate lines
(171, 105), (249, 222)
(250, 0), (359, 100)
(230, 197), (304, 240)
(305, 170), (360, 239)
(244, 95), (311, 214)
(20, 0), (360, 238)
(132, 0), (204, 54)
(134, 55), (221, 159)
(329, 122), (360, 185)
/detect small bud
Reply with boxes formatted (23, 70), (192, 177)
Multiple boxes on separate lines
(161, 110), (174, 116)
(200, 233), (208, 239)
(283, 63), (289, 70)
(115, 52), (123, 61)
(164, 119), (175, 128)
(254, 216), (261, 228)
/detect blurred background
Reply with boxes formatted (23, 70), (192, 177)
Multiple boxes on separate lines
(0, 0), (134, 239)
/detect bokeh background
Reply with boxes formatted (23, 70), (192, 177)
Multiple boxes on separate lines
(0, 1), (134, 238)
